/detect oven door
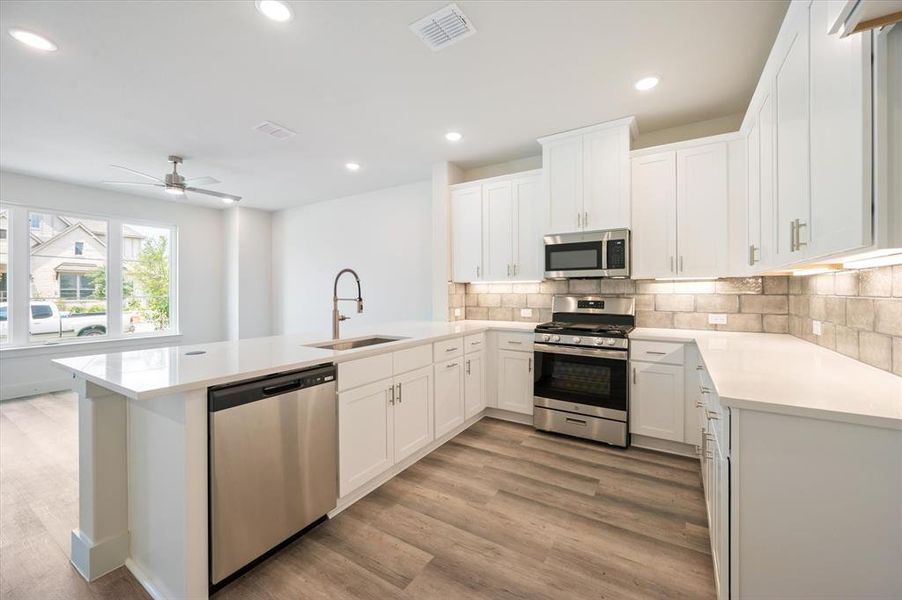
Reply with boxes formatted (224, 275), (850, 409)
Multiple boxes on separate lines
(533, 343), (628, 421)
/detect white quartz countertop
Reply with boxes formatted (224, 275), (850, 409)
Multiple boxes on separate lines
(631, 328), (902, 430)
(52, 320), (534, 400)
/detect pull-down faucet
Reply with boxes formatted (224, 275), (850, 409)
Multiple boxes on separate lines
(332, 268), (363, 339)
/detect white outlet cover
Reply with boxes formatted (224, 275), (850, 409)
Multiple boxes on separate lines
(454, 308), (461, 317)
(520, 308), (533, 317)
(813, 320), (822, 336)
(708, 313), (727, 325)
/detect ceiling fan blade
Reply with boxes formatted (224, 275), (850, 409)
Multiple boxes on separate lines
(183, 176), (220, 186)
(103, 181), (164, 187)
(185, 186), (242, 202)
(110, 164), (163, 182)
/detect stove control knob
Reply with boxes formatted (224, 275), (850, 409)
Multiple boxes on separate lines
(605, 338), (617, 346)
(552, 335), (561, 342)
(594, 338), (604, 346)
(572, 336), (582, 344)
(542, 334), (551, 342)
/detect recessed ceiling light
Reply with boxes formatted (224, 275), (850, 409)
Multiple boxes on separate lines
(634, 76), (659, 91)
(445, 131), (463, 142)
(221, 197), (236, 205)
(255, 0), (293, 22)
(8, 28), (58, 52)
(345, 162), (360, 172)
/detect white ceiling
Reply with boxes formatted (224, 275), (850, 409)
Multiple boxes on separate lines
(0, 1), (788, 210)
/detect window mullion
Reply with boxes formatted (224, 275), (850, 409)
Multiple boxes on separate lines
(107, 219), (123, 339)
(8, 205), (30, 346)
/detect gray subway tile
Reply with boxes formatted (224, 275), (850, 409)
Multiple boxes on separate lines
(654, 294), (695, 312)
(874, 299), (902, 337)
(696, 294), (739, 313)
(859, 331), (893, 371)
(740, 294), (789, 314)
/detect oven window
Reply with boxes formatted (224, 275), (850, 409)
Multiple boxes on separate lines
(534, 351), (627, 412)
(545, 241), (603, 271)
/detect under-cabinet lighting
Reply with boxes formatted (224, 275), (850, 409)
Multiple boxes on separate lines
(653, 277), (717, 282)
(791, 267), (834, 277)
(842, 252), (902, 270)
(466, 281), (543, 284)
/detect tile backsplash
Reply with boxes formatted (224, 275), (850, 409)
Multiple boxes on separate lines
(448, 265), (902, 377)
(788, 265), (902, 376)
(449, 276), (791, 333)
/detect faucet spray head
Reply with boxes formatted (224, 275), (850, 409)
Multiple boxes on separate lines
(356, 298), (364, 313)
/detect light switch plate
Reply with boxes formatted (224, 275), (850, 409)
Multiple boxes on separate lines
(813, 320), (822, 336)
(520, 308), (533, 317)
(454, 308), (461, 317)
(708, 313), (727, 325)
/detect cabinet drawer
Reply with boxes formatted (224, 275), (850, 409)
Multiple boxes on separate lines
(393, 344), (432, 375)
(338, 353), (393, 392)
(496, 331), (534, 352)
(631, 340), (684, 365)
(464, 333), (486, 353)
(433, 337), (464, 360)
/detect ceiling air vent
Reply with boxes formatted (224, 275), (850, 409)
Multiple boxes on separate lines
(252, 121), (297, 140)
(409, 3), (476, 52)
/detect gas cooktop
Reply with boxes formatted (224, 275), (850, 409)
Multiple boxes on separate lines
(535, 321), (634, 338)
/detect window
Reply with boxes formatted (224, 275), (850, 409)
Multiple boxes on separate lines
(1, 208), (176, 347)
(0, 228), (7, 239)
(29, 211), (107, 343)
(122, 224), (172, 335)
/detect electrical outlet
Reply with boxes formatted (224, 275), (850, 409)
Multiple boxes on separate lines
(520, 308), (533, 318)
(454, 308), (461, 317)
(813, 320), (822, 336)
(708, 313), (727, 325)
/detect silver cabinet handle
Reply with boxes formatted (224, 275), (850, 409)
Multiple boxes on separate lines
(704, 450), (714, 460)
(446, 362), (459, 369)
(695, 399), (704, 408)
(476, 265), (480, 278)
(790, 220), (798, 251)
(584, 211), (588, 229)
(670, 256), (674, 272)
(700, 386), (711, 394)
(513, 263), (518, 276)
(705, 409), (720, 420)
(748, 244), (760, 265)
(445, 347), (459, 353)
(389, 385), (395, 405)
(632, 367), (637, 384)
(796, 219), (808, 248)
(577, 212), (581, 229)
(466, 359), (471, 375)
(507, 340), (522, 345)
(645, 350), (666, 355)
(397, 382), (402, 403)
(528, 358), (532, 372)
(696, 365), (704, 371)
(679, 256), (684, 272)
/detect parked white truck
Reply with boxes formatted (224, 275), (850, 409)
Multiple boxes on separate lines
(0, 301), (107, 340)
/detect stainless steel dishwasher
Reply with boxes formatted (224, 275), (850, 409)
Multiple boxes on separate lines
(208, 363), (337, 588)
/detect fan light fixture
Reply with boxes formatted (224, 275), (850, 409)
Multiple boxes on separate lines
(634, 76), (659, 91)
(8, 28), (57, 52)
(256, 0), (293, 22)
(165, 187), (185, 196)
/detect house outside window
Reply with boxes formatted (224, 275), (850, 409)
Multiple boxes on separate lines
(59, 272), (96, 300)
(74, 241), (84, 255)
(29, 214), (43, 229)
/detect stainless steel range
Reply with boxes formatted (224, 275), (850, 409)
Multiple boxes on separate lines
(533, 295), (634, 448)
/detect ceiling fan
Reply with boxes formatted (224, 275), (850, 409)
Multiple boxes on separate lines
(103, 155), (241, 203)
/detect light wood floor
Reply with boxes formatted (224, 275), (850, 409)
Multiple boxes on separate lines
(0, 392), (715, 599)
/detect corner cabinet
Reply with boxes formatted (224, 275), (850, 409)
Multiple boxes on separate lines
(539, 117), (635, 234)
(449, 170), (542, 283)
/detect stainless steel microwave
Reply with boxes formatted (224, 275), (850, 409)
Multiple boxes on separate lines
(544, 228), (630, 279)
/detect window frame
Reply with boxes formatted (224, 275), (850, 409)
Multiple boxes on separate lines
(0, 202), (179, 349)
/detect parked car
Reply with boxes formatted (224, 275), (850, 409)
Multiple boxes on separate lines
(0, 301), (107, 340)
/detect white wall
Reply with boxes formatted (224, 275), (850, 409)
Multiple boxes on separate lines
(633, 112), (744, 149)
(224, 206), (272, 340)
(272, 180), (433, 338)
(0, 171), (227, 399)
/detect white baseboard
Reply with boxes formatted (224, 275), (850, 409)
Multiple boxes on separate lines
(631, 433), (698, 458)
(125, 558), (174, 600)
(484, 407), (533, 425)
(70, 528), (129, 582)
(1, 377), (72, 401)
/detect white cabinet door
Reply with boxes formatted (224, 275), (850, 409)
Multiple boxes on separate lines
(393, 366), (433, 463)
(497, 349), (533, 415)
(464, 350), (486, 419)
(809, 0), (871, 258)
(544, 136), (583, 233)
(676, 143), (728, 277)
(339, 378), (394, 497)
(434, 359), (464, 437)
(583, 126), (630, 230)
(630, 361), (685, 442)
(758, 90), (777, 269)
(451, 186), (483, 282)
(774, 9), (811, 264)
(511, 174), (542, 281)
(746, 117), (762, 271)
(631, 152), (677, 279)
(482, 181), (514, 280)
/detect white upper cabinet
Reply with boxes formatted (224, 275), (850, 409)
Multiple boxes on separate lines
(450, 186), (482, 282)
(631, 152), (677, 279)
(808, 0), (871, 257)
(539, 118), (635, 234)
(449, 170), (542, 283)
(746, 88), (777, 271)
(482, 181), (514, 281)
(676, 143), (728, 277)
(774, 7), (811, 265)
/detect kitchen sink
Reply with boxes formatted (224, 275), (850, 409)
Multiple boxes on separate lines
(306, 335), (408, 351)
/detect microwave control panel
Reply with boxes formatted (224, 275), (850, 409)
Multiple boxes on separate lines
(606, 239), (626, 270)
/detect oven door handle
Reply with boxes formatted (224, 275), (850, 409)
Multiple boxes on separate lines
(533, 343), (628, 361)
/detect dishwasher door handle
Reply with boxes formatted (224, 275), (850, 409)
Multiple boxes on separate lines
(262, 380), (302, 396)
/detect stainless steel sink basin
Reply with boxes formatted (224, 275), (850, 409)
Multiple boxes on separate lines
(306, 335), (408, 351)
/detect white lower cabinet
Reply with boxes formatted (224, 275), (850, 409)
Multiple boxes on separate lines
(464, 350), (486, 418)
(393, 366), (434, 463)
(497, 349), (533, 415)
(433, 358), (464, 438)
(338, 378), (395, 497)
(630, 361), (685, 442)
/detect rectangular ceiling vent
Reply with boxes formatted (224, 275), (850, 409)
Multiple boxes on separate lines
(252, 121), (296, 140)
(409, 3), (476, 52)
